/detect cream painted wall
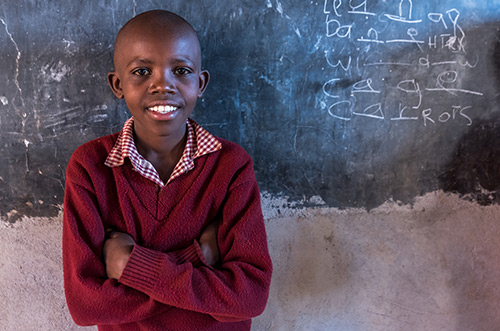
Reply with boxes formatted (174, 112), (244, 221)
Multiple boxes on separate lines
(1, 191), (500, 331)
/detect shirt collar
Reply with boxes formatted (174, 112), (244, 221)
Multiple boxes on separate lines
(105, 117), (222, 186)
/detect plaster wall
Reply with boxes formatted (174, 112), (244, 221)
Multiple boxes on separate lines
(1, 191), (499, 331)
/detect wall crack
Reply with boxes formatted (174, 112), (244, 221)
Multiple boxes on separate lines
(1, 17), (29, 174)
(0, 17), (24, 107)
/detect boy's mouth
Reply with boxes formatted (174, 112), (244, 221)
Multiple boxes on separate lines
(147, 105), (179, 114)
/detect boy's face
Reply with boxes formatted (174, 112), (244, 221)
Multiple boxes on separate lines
(108, 21), (209, 141)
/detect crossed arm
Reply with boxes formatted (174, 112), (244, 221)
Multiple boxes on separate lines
(103, 221), (219, 280)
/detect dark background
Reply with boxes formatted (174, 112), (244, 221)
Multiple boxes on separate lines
(0, 1), (499, 218)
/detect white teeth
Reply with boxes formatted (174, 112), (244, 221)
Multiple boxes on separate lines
(149, 105), (178, 114)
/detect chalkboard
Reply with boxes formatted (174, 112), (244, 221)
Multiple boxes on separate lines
(0, 1), (499, 219)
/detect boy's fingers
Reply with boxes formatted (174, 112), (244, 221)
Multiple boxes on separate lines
(105, 229), (116, 239)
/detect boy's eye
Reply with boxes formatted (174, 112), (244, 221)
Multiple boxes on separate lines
(175, 67), (192, 75)
(132, 68), (151, 76)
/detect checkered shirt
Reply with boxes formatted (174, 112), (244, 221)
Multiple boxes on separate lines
(104, 117), (222, 187)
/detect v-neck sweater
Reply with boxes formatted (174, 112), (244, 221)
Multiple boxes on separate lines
(62, 131), (272, 331)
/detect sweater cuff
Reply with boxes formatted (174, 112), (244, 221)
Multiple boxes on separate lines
(169, 240), (213, 269)
(119, 244), (165, 292)
(119, 241), (213, 290)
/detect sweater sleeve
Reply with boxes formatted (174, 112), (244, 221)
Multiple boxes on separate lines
(118, 158), (273, 322)
(62, 157), (204, 326)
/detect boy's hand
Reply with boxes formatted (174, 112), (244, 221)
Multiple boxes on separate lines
(103, 231), (135, 280)
(198, 221), (220, 266)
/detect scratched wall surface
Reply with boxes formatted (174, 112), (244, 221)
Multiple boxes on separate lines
(0, 2), (499, 217)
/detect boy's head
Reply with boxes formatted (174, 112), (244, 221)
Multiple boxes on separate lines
(112, 10), (202, 72)
(108, 10), (209, 138)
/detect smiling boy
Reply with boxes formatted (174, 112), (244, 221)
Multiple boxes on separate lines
(62, 10), (272, 331)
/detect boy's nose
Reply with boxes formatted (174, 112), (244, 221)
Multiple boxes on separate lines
(149, 71), (176, 94)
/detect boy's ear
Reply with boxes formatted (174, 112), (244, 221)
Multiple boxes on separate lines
(197, 70), (210, 98)
(107, 71), (124, 99)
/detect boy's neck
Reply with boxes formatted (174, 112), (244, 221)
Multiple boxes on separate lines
(133, 125), (187, 181)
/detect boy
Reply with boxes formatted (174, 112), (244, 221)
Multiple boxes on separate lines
(62, 10), (272, 331)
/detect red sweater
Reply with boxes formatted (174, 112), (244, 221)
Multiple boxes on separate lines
(62, 132), (272, 331)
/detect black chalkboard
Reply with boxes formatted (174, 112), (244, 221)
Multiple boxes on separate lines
(0, 1), (499, 219)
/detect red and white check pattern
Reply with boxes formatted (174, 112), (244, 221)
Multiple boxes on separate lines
(105, 117), (222, 187)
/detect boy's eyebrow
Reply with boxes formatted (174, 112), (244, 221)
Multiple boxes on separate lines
(126, 58), (154, 67)
(172, 57), (196, 66)
(125, 56), (197, 68)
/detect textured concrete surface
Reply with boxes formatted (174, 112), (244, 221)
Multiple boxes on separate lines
(2, 191), (500, 330)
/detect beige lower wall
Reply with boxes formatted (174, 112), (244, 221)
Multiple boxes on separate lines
(2, 191), (500, 331)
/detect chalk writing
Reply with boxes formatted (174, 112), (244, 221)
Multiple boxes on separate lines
(320, 1), (484, 127)
(384, 0), (422, 24)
